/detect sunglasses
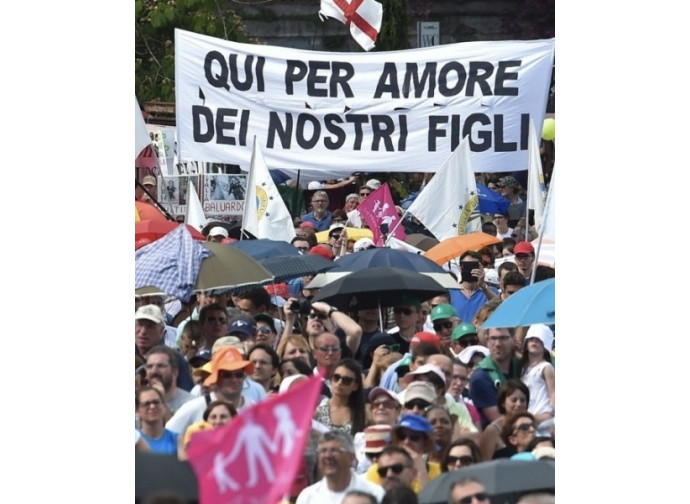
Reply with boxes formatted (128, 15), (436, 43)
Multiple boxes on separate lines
(206, 316), (227, 324)
(330, 234), (341, 240)
(256, 326), (273, 334)
(317, 345), (341, 354)
(454, 336), (479, 347)
(359, 192), (371, 196)
(308, 312), (328, 320)
(332, 372), (355, 386)
(139, 399), (162, 409)
(393, 307), (415, 315)
(514, 422), (537, 433)
(396, 430), (423, 442)
(371, 399), (398, 409)
(447, 455), (474, 466)
(376, 463), (410, 478)
(403, 399), (431, 410)
(296, 246), (309, 252)
(454, 492), (489, 504)
(218, 370), (246, 380)
(433, 320), (454, 331)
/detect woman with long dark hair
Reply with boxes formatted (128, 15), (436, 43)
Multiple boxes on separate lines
(313, 358), (366, 436)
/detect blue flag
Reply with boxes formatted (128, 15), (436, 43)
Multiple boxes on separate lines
(477, 184), (510, 214)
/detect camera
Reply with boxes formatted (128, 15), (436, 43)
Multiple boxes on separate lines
(289, 298), (312, 315)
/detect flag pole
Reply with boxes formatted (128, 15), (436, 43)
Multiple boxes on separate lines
(135, 178), (176, 221)
(530, 187), (550, 285)
(292, 169), (302, 222)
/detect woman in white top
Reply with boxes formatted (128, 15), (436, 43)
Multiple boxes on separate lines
(519, 324), (555, 436)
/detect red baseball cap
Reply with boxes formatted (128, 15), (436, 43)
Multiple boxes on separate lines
(410, 331), (441, 349)
(309, 245), (334, 261)
(514, 241), (535, 255)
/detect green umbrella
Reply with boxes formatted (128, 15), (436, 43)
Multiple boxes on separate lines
(195, 242), (274, 292)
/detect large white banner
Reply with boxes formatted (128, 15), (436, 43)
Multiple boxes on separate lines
(175, 29), (554, 176)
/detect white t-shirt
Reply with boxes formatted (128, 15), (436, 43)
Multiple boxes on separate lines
(296, 470), (385, 504)
(165, 391), (256, 435)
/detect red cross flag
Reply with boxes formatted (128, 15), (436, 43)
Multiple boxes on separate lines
(319, 0), (383, 51)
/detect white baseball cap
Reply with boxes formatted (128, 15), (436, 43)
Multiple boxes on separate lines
(209, 226), (229, 238)
(365, 179), (381, 190)
(135, 304), (165, 325)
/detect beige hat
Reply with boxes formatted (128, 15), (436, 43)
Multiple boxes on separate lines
(401, 381), (436, 405)
(135, 305), (165, 325)
(212, 336), (245, 355)
(142, 175), (157, 186)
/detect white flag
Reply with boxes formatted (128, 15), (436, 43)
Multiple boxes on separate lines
(526, 119), (547, 233)
(318, 0), (383, 52)
(407, 138), (482, 240)
(346, 208), (362, 228)
(185, 179), (207, 232)
(243, 138), (296, 242)
(135, 96), (151, 160)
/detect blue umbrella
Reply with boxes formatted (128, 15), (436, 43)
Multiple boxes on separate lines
(477, 183), (510, 214)
(229, 239), (300, 260)
(260, 254), (337, 283)
(482, 278), (555, 328)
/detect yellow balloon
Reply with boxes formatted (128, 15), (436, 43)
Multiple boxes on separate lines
(542, 118), (555, 141)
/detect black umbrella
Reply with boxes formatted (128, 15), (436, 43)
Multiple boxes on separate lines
(260, 254), (338, 283)
(311, 266), (448, 311)
(135, 452), (198, 502)
(417, 459), (555, 504)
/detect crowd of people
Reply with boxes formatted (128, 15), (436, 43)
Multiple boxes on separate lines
(135, 171), (555, 504)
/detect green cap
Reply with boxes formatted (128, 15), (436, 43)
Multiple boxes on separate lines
(396, 294), (421, 308)
(451, 322), (478, 342)
(430, 303), (458, 322)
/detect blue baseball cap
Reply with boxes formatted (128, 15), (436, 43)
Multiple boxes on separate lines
(395, 414), (434, 435)
(228, 315), (256, 340)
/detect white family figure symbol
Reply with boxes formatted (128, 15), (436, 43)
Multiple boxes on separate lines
(212, 405), (302, 492)
(273, 404), (302, 456)
(372, 200), (396, 227)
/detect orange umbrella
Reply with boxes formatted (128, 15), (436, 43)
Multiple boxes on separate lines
(135, 201), (169, 222)
(423, 232), (501, 265)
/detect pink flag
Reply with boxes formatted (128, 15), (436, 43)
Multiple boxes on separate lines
(357, 182), (406, 246)
(187, 375), (323, 504)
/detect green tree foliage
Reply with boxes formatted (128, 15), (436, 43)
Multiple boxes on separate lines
(502, 0), (554, 39)
(374, 0), (411, 51)
(135, 0), (251, 102)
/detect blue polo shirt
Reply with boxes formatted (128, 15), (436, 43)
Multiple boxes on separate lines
(139, 429), (178, 456)
(450, 288), (488, 324)
(301, 211), (332, 232)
